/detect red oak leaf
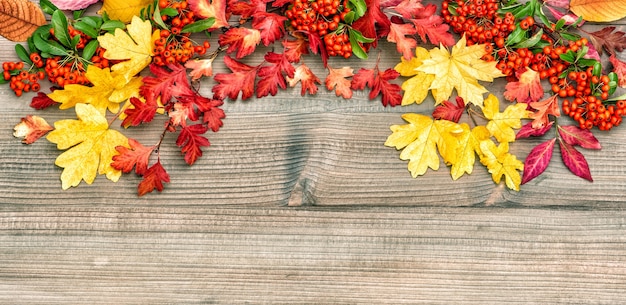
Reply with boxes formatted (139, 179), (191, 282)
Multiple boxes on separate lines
(176, 124), (210, 165)
(325, 66), (354, 99)
(122, 97), (159, 128)
(504, 68), (544, 103)
(559, 140), (593, 181)
(528, 95), (560, 129)
(228, 0), (267, 18)
(213, 56), (260, 100)
(188, 0), (230, 29)
(138, 161), (170, 196)
(256, 52), (295, 98)
(287, 64), (321, 96)
(351, 66), (402, 106)
(387, 22), (417, 60)
(557, 125), (602, 150)
(409, 4), (454, 46)
(141, 64), (194, 105)
(351, 0), (390, 49)
(282, 37), (309, 63)
(521, 138), (555, 184)
(218, 27), (261, 59)
(516, 121), (554, 139)
(185, 58), (215, 81)
(30, 91), (57, 109)
(13, 115), (54, 144)
(111, 138), (154, 175)
(609, 54), (626, 87)
(432, 96), (465, 122)
(252, 12), (287, 46)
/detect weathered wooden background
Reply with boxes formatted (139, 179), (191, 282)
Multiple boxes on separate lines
(1, 1), (626, 303)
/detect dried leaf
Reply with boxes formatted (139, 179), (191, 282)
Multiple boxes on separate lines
(13, 115), (54, 144)
(570, 0), (626, 22)
(586, 27), (626, 55)
(0, 0), (46, 42)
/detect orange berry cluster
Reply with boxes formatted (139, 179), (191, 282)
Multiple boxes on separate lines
(442, 0), (514, 45)
(2, 61), (44, 97)
(153, 0), (211, 66)
(561, 72), (622, 130)
(323, 32), (352, 58)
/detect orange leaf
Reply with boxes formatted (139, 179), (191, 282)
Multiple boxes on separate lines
(13, 115), (54, 144)
(0, 0), (46, 42)
(570, 0), (626, 22)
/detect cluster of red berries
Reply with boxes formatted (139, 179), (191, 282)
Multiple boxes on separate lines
(442, 0), (515, 45)
(2, 61), (45, 97)
(323, 32), (352, 58)
(561, 71), (622, 130)
(153, 0), (211, 66)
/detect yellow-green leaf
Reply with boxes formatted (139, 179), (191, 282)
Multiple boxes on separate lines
(46, 104), (129, 190)
(570, 0), (626, 22)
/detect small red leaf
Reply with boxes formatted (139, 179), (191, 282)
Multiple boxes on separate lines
(516, 121), (554, 139)
(212, 56), (259, 100)
(176, 124), (210, 165)
(559, 140), (593, 181)
(557, 125), (602, 149)
(111, 138), (154, 175)
(522, 138), (555, 184)
(432, 96), (465, 122)
(30, 91), (58, 109)
(138, 161), (170, 196)
(122, 97), (158, 128)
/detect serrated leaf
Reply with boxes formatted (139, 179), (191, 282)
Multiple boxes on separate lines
(521, 138), (555, 184)
(99, 0), (153, 23)
(450, 124), (490, 180)
(479, 140), (524, 191)
(482, 94), (530, 143)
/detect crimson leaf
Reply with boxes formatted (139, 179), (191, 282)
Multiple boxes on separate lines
(213, 56), (260, 100)
(176, 124), (210, 165)
(122, 97), (159, 128)
(559, 140), (593, 181)
(557, 125), (602, 150)
(521, 138), (555, 184)
(516, 121), (554, 139)
(138, 161), (170, 196)
(432, 96), (465, 122)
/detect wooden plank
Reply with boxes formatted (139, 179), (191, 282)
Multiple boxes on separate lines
(1, 206), (625, 304)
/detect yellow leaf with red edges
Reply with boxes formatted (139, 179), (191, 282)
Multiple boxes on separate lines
(46, 104), (130, 190)
(97, 16), (158, 79)
(394, 47), (435, 105)
(416, 35), (505, 106)
(479, 140), (524, 191)
(570, 0), (626, 22)
(98, 0), (152, 23)
(482, 94), (530, 143)
(385, 113), (464, 177)
(47, 65), (142, 115)
(450, 124), (490, 180)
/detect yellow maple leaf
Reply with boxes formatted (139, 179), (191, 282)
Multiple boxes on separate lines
(416, 35), (505, 106)
(450, 124), (490, 180)
(47, 65), (142, 114)
(97, 16), (158, 79)
(482, 94), (530, 143)
(394, 47), (435, 106)
(385, 113), (464, 177)
(99, 0), (153, 23)
(46, 103), (129, 190)
(479, 139), (524, 191)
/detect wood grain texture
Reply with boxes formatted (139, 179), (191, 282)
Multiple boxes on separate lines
(1, 1), (626, 303)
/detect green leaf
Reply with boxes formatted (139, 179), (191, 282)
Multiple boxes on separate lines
(592, 61), (602, 77)
(349, 28), (375, 43)
(609, 72), (618, 95)
(15, 44), (32, 65)
(349, 0), (367, 17)
(101, 20), (126, 32)
(554, 18), (566, 31)
(559, 51), (576, 63)
(52, 10), (71, 48)
(343, 11), (356, 24)
(181, 18), (215, 33)
(73, 21), (99, 38)
(73, 9), (85, 20)
(33, 34), (68, 56)
(152, 5), (170, 30)
(160, 7), (179, 17)
(349, 30), (368, 59)
(39, 0), (59, 15)
(70, 34), (81, 49)
(561, 32), (581, 42)
(578, 58), (597, 67)
(82, 40), (99, 61)
(80, 16), (103, 28)
(513, 28), (543, 49)
(505, 27), (526, 46)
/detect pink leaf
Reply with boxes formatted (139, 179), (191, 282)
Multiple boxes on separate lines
(609, 54), (626, 87)
(559, 140), (593, 181)
(516, 121), (554, 139)
(557, 125), (602, 149)
(522, 138), (556, 184)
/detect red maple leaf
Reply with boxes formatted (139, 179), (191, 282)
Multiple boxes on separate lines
(228, 0), (267, 19)
(432, 96), (466, 122)
(282, 38), (309, 63)
(111, 138), (155, 175)
(256, 52), (295, 98)
(288, 64), (321, 96)
(325, 66), (354, 99)
(138, 161), (170, 196)
(176, 124), (210, 165)
(351, 0), (391, 49)
(351, 65), (402, 106)
(122, 97), (159, 128)
(31, 91), (57, 109)
(387, 22), (417, 60)
(218, 27), (261, 59)
(213, 56), (260, 100)
(141, 64), (194, 106)
(252, 12), (287, 46)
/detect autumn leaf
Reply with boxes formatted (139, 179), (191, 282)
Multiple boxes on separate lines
(99, 0), (153, 23)
(451, 124), (490, 180)
(557, 125), (602, 149)
(479, 140), (524, 191)
(189, 0), (230, 29)
(569, 0), (626, 22)
(218, 27), (261, 59)
(394, 47), (435, 105)
(432, 96), (466, 123)
(528, 95), (560, 129)
(98, 16), (158, 79)
(503, 68), (544, 103)
(416, 35), (505, 106)
(256, 52), (295, 98)
(584, 26), (626, 55)
(121, 97), (159, 128)
(521, 138), (556, 185)
(282, 38), (309, 63)
(0, 0), (46, 42)
(287, 64), (321, 96)
(13, 115), (54, 144)
(609, 54), (626, 87)
(252, 12), (287, 46)
(325, 66), (354, 99)
(30, 91), (57, 109)
(48, 66), (142, 115)
(137, 161), (170, 196)
(482, 94), (529, 143)
(176, 124), (210, 165)
(351, 64), (403, 107)
(406, 3), (454, 46)
(213, 56), (259, 100)
(517, 121), (554, 139)
(385, 113), (463, 177)
(46, 103), (129, 190)
(559, 140), (593, 181)
(229, 0), (267, 18)
(351, 0), (391, 49)
(387, 22), (417, 60)
(141, 63), (195, 106)
(185, 58), (215, 81)
(111, 138), (154, 175)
